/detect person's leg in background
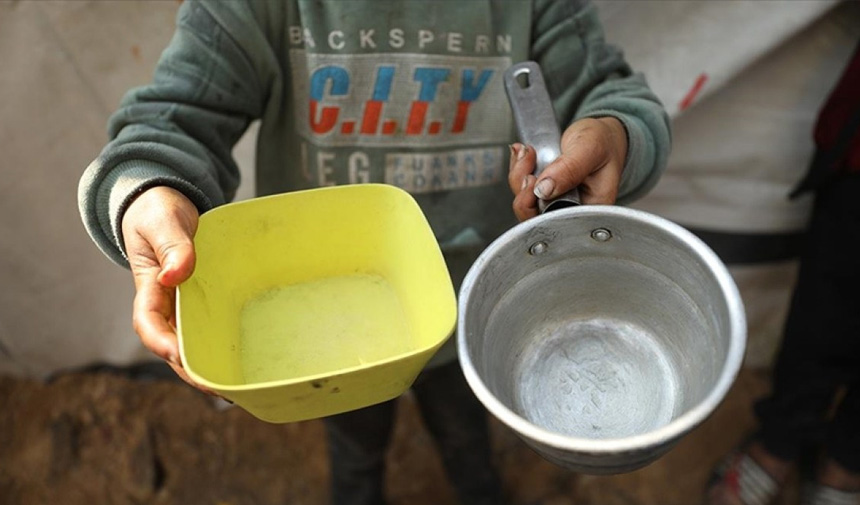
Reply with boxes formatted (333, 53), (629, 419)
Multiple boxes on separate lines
(707, 176), (860, 505)
(411, 361), (505, 505)
(803, 176), (860, 503)
(759, 175), (860, 471)
(811, 382), (860, 502)
(324, 400), (396, 505)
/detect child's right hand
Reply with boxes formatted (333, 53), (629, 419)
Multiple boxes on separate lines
(508, 117), (628, 221)
(121, 186), (207, 391)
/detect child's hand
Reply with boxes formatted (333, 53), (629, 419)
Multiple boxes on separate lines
(508, 117), (628, 221)
(121, 186), (210, 392)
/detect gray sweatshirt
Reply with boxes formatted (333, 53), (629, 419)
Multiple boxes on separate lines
(77, 0), (671, 366)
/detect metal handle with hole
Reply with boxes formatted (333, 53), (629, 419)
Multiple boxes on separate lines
(504, 61), (581, 212)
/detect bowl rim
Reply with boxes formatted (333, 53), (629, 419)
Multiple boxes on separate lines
(176, 184), (457, 391)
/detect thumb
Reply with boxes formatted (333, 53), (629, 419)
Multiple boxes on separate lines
(151, 219), (197, 288)
(533, 151), (595, 201)
(124, 186), (199, 288)
(533, 119), (613, 201)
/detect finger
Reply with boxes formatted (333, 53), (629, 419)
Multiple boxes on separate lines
(166, 361), (219, 396)
(133, 274), (216, 396)
(507, 143), (537, 194)
(533, 123), (611, 201)
(513, 175), (539, 221)
(132, 276), (181, 365)
(579, 159), (623, 205)
(150, 222), (197, 288)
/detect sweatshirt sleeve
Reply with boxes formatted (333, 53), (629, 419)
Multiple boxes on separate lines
(77, 1), (278, 267)
(530, 0), (672, 205)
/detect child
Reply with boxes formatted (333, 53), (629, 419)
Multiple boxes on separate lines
(78, 1), (670, 503)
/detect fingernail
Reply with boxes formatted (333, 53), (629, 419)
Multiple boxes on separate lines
(509, 144), (516, 159)
(521, 176), (529, 191)
(159, 261), (175, 278)
(168, 353), (179, 366)
(518, 145), (528, 161)
(534, 178), (555, 200)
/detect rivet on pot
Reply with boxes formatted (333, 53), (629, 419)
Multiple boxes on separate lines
(591, 228), (612, 242)
(529, 241), (548, 255)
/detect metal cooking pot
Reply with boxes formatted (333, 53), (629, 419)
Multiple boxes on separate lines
(456, 62), (746, 474)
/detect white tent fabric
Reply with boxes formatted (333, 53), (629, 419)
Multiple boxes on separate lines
(597, 0), (860, 366)
(1, 1), (857, 377)
(600, 0), (856, 233)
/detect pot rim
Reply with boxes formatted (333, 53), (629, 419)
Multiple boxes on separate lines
(456, 205), (747, 454)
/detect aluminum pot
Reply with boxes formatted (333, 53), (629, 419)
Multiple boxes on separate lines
(456, 63), (747, 474)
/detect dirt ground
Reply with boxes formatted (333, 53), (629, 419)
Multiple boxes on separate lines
(0, 366), (801, 505)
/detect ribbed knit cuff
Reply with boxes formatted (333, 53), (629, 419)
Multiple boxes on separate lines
(95, 160), (213, 266)
(579, 110), (656, 206)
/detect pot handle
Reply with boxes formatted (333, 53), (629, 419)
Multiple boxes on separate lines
(504, 61), (581, 213)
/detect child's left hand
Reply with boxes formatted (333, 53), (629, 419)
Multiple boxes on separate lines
(507, 116), (628, 221)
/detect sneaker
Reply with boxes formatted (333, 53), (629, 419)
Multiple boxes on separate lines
(800, 482), (860, 505)
(705, 451), (781, 505)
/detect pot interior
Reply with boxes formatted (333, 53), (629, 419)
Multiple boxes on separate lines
(462, 209), (735, 441)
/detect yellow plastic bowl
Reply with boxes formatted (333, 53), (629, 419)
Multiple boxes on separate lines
(176, 184), (456, 423)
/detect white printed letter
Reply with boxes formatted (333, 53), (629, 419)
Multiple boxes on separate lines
(360, 29), (377, 49)
(475, 35), (489, 54)
(328, 31), (345, 50)
(418, 30), (434, 49)
(348, 152), (371, 184)
(317, 151), (336, 186)
(447, 32), (463, 53)
(303, 28), (316, 48)
(389, 28), (405, 49)
(289, 26), (303, 45)
(496, 34), (511, 53)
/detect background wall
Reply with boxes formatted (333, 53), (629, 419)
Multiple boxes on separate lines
(1, 0), (858, 378)
(0, 1), (255, 377)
